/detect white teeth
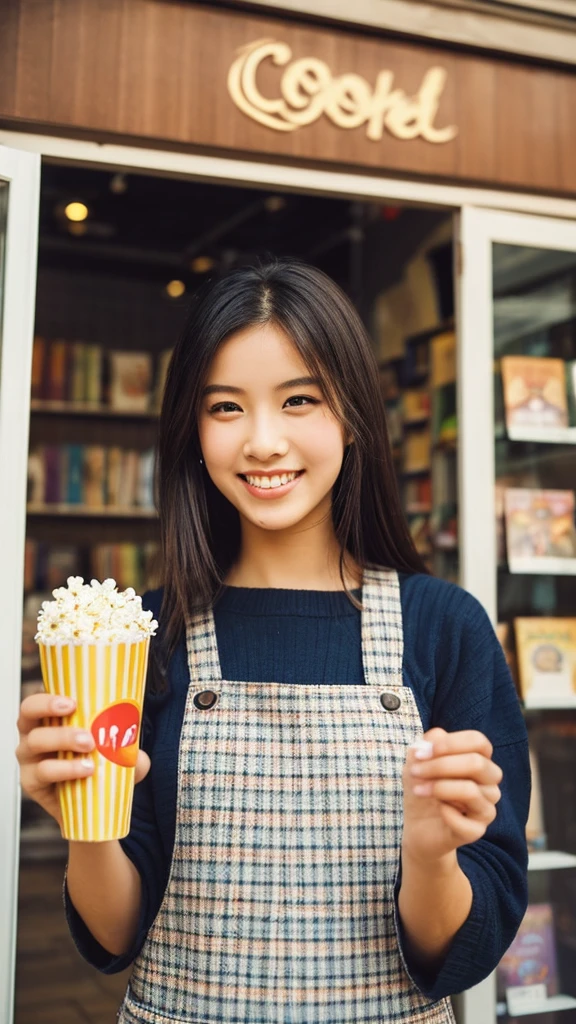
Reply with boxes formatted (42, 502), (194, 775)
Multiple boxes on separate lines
(245, 472), (298, 490)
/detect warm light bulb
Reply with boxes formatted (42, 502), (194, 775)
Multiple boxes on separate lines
(191, 256), (215, 274)
(64, 202), (89, 222)
(166, 279), (186, 298)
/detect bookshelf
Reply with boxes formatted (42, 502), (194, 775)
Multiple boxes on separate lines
(487, 237), (576, 1024)
(27, 504), (158, 518)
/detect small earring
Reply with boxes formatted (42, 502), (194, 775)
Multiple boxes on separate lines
(199, 458), (204, 466)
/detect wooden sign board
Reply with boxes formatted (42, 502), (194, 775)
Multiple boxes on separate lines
(0, 0), (574, 193)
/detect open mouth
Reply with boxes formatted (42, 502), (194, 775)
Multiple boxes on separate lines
(238, 470), (304, 491)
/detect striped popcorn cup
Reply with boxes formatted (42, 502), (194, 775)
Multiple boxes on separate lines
(38, 638), (150, 841)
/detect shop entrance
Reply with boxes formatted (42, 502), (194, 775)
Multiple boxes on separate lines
(15, 161), (456, 1022)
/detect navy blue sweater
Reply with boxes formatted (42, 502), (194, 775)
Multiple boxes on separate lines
(66, 572), (530, 1001)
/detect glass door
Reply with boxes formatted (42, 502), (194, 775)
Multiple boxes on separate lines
(0, 145), (41, 1024)
(458, 208), (576, 1024)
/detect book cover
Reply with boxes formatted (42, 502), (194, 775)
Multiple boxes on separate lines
(106, 447), (123, 507)
(501, 356), (568, 432)
(497, 904), (559, 997)
(24, 539), (38, 592)
(67, 445), (84, 504)
(504, 488), (576, 575)
(514, 617), (576, 708)
(430, 331), (456, 389)
(402, 390), (430, 424)
(27, 450), (45, 505)
(403, 430), (431, 473)
(83, 446), (106, 506)
(31, 335), (46, 400)
(109, 351), (152, 412)
(118, 449), (139, 507)
(47, 340), (68, 402)
(44, 445), (61, 504)
(58, 446), (70, 504)
(137, 449), (156, 509)
(85, 345), (103, 405)
(70, 343), (87, 404)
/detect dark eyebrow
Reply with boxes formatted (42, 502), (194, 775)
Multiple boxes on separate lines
(202, 376), (321, 398)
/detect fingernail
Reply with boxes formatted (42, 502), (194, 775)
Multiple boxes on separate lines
(53, 697), (75, 712)
(79, 757), (94, 770)
(411, 740), (434, 760)
(413, 782), (433, 796)
(74, 731), (93, 750)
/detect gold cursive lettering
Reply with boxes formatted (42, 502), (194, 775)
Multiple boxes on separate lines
(227, 39), (458, 144)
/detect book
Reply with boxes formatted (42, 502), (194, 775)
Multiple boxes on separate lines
(27, 450), (45, 504)
(83, 446), (106, 506)
(106, 446), (123, 506)
(430, 331), (456, 389)
(46, 340), (68, 401)
(67, 445), (84, 504)
(514, 617), (576, 708)
(43, 445), (61, 504)
(31, 335), (46, 400)
(403, 430), (431, 473)
(85, 345), (103, 405)
(504, 488), (576, 575)
(497, 903), (559, 998)
(109, 351), (152, 412)
(402, 390), (430, 424)
(501, 356), (568, 433)
(70, 342), (87, 403)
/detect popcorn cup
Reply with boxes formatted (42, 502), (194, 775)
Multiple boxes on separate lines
(38, 638), (150, 841)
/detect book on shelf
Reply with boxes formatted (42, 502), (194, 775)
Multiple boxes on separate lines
(402, 390), (430, 424)
(501, 356), (569, 433)
(109, 351), (153, 412)
(31, 335), (46, 400)
(566, 360), (576, 427)
(403, 430), (431, 474)
(504, 488), (576, 575)
(27, 445), (156, 510)
(24, 541), (160, 596)
(430, 331), (456, 389)
(514, 617), (576, 708)
(497, 903), (559, 1001)
(403, 476), (432, 512)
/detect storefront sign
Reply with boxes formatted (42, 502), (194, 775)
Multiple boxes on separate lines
(228, 39), (457, 144)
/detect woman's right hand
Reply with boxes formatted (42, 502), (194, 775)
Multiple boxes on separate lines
(16, 694), (151, 827)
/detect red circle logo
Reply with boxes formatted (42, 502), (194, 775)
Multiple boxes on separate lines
(91, 701), (141, 767)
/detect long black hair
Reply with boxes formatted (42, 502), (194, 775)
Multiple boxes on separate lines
(155, 257), (428, 667)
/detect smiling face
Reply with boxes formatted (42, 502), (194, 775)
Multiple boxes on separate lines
(197, 322), (348, 537)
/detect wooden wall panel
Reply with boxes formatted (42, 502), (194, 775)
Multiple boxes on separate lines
(0, 0), (574, 195)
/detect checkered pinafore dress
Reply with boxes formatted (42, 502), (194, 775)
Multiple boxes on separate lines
(119, 568), (456, 1023)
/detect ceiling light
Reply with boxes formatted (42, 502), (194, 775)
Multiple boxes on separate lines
(191, 256), (215, 274)
(64, 201), (89, 222)
(166, 280), (186, 298)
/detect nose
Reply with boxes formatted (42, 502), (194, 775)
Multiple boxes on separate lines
(242, 414), (290, 462)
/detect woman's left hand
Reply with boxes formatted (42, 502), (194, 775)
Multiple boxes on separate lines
(401, 728), (503, 866)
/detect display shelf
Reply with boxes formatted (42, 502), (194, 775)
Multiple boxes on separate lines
(497, 994), (576, 1018)
(528, 850), (576, 871)
(27, 503), (157, 518)
(30, 400), (159, 420)
(506, 426), (576, 445)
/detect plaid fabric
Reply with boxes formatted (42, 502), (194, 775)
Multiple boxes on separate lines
(119, 568), (455, 1023)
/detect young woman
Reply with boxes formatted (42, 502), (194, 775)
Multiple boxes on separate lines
(17, 258), (530, 1024)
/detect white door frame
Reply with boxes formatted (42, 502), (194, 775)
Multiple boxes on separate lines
(0, 143), (41, 1024)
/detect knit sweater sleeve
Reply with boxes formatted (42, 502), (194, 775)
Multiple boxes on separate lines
(396, 577), (530, 1000)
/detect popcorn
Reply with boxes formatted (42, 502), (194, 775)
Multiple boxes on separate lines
(35, 577), (158, 645)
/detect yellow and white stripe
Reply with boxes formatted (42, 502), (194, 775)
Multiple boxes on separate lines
(38, 639), (149, 841)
